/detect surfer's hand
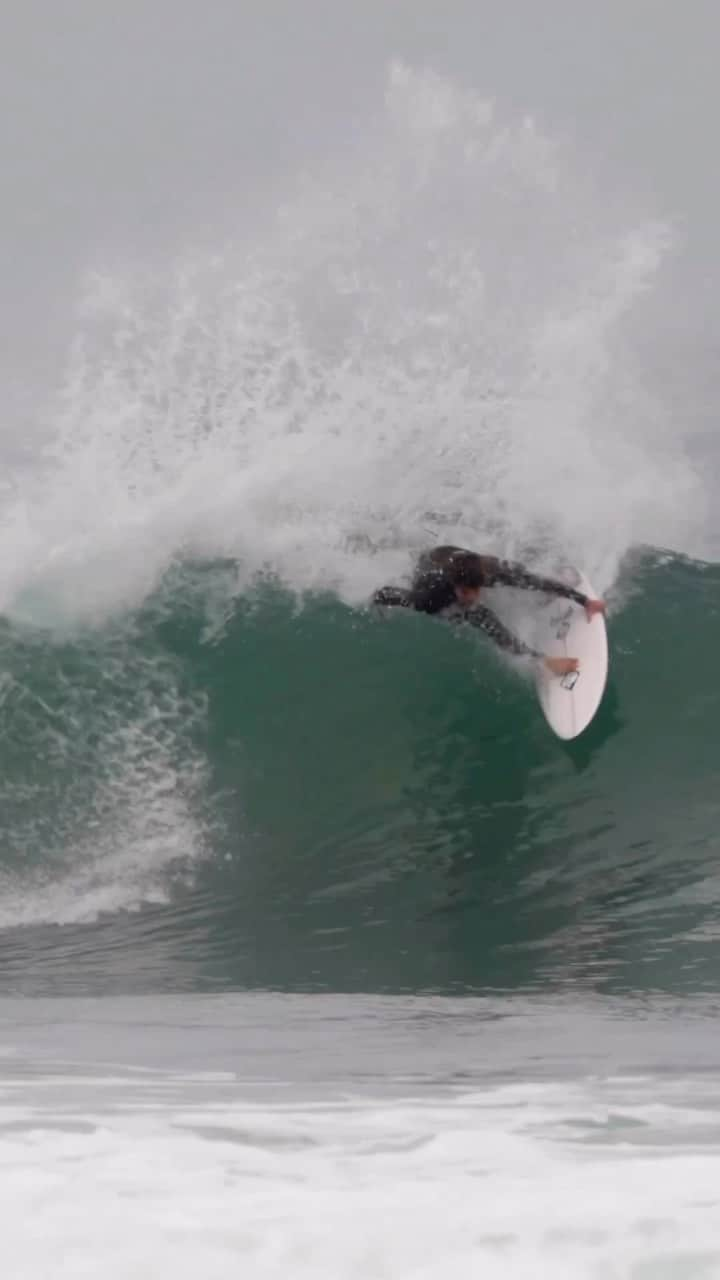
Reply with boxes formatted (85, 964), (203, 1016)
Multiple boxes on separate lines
(544, 656), (579, 677)
(584, 598), (606, 620)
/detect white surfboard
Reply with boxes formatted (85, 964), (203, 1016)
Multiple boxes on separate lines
(534, 570), (608, 740)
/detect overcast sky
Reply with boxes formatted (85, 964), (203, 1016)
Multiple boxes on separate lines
(2, 1), (718, 387)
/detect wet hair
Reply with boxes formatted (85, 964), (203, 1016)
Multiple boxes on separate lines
(447, 551), (486, 589)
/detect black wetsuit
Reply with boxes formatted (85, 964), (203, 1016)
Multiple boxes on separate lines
(373, 545), (589, 658)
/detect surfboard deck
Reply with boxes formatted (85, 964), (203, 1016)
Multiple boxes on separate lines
(534, 570), (608, 740)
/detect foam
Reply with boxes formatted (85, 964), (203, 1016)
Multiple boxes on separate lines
(0, 643), (206, 927)
(0, 64), (706, 626)
(3, 1071), (720, 1279)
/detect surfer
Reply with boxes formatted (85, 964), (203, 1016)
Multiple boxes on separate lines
(373, 546), (607, 676)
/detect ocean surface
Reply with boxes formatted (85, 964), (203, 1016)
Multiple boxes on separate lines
(3, 44), (720, 1280)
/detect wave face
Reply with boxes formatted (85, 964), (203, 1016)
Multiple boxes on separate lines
(0, 66), (716, 997)
(0, 550), (718, 997)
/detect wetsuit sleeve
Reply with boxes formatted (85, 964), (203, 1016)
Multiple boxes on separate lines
(373, 586), (413, 608)
(463, 605), (542, 658)
(482, 557), (588, 607)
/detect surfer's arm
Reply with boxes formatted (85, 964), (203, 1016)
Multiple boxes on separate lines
(464, 608), (579, 676)
(464, 605), (542, 658)
(481, 557), (589, 607)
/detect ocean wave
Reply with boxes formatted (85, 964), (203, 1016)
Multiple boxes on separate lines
(0, 550), (717, 996)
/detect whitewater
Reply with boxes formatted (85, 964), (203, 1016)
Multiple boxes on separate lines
(0, 64), (707, 629)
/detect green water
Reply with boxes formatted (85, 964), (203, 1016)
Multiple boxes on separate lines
(0, 549), (718, 998)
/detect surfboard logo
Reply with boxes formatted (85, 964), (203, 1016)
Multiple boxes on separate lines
(550, 605), (573, 640)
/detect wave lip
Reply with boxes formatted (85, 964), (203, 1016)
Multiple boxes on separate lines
(0, 66), (707, 629)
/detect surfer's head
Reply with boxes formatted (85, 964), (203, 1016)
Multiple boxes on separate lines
(449, 551), (486, 605)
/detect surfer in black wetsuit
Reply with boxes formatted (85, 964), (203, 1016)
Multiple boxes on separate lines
(373, 545), (606, 677)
